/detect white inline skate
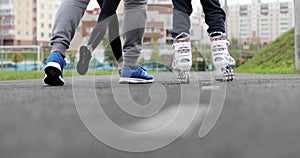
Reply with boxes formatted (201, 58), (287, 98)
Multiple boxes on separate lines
(210, 32), (235, 82)
(172, 33), (192, 83)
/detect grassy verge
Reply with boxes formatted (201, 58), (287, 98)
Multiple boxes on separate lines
(235, 28), (297, 74)
(0, 70), (115, 80)
(0, 70), (164, 80)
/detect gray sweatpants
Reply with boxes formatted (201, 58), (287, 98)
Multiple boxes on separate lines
(122, 0), (147, 68)
(50, 0), (89, 56)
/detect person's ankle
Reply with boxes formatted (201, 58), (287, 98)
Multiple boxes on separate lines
(118, 61), (124, 69)
(86, 45), (93, 52)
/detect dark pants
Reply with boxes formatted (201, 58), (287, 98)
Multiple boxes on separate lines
(88, 0), (123, 63)
(172, 0), (226, 38)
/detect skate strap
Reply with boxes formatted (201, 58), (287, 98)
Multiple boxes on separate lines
(173, 39), (189, 43)
(209, 32), (227, 41)
(173, 42), (191, 51)
(211, 40), (228, 51)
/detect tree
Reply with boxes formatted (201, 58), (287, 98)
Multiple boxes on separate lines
(104, 45), (116, 66)
(11, 53), (24, 63)
(139, 56), (146, 64)
(150, 51), (160, 62)
(66, 50), (76, 63)
(160, 54), (172, 67)
(230, 37), (239, 50)
(102, 35), (117, 66)
(150, 36), (160, 70)
(11, 53), (24, 71)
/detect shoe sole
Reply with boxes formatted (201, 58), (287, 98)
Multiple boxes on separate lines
(77, 46), (91, 75)
(119, 77), (154, 84)
(44, 62), (64, 86)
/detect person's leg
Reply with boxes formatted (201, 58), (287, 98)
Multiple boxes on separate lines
(108, 14), (123, 67)
(200, 0), (225, 34)
(119, 0), (154, 84)
(200, 0), (235, 81)
(78, 0), (122, 75)
(98, 0), (123, 65)
(45, 0), (89, 85)
(122, 0), (147, 69)
(50, 0), (89, 57)
(171, 0), (193, 83)
(87, 0), (120, 50)
(97, 0), (104, 8)
(171, 0), (192, 38)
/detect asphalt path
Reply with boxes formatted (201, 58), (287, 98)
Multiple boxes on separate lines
(1, 72), (300, 158)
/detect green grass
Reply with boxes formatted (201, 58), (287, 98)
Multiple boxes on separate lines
(0, 70), (164, 80)
(0, 70), (115, 80)
(235, 28), (298, 74)
(0, 71), (45, 80)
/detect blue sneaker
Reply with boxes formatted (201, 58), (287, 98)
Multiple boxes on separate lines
(119, 65), (154, 84)
(44, 52), (66, 86)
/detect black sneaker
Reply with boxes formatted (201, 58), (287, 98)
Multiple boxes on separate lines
(77, 46), (92, 75)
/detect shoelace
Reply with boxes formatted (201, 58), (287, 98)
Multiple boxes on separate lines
(138, 65), (147, 71)
(137, 65), (149, 77)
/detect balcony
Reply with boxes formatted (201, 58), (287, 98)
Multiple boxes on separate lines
(280, 3), (289, 14)
(260, 4), (269, 16)
(240, 5), (248, 16)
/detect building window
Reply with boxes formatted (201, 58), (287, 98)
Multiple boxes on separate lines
(240, 5), (248, 16)
(191, 30), (194, 36)
(1, 9), (13, 15)
(85, 27), (93, 33)
(261, 4), (269, 16)
(280, 3), (289, 14)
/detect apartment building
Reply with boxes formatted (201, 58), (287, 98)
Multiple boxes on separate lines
(69, 7), (100, 51)
(0, 0), (61, 46)
(0, 2), (14, 45)
(0, 0), (205, 47)
(227, 0), (294, 45)
(36, 0), (62, 46)
(69, 1), (202, 49)
(145, 2), (202, 44)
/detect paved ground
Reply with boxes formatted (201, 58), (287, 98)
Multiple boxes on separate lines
(1, 72), (300, 158)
